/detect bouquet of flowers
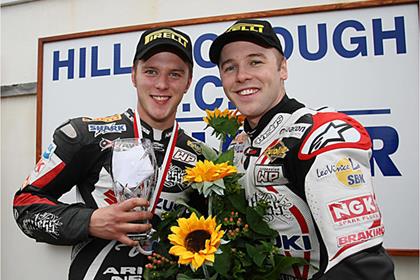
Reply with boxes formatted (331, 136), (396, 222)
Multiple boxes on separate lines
(144, 109), (306, 280)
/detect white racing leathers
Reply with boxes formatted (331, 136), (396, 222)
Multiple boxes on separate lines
(231, 96), (395, 280)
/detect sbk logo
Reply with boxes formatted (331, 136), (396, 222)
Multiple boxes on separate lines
(328, 194), (379, 223)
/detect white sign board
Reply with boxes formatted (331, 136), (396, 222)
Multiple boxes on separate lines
(40, 4), (419, 251)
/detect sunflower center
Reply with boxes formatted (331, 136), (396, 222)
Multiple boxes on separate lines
(185, 230), (211, 252)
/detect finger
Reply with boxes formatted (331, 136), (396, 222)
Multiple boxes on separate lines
(119, 198), (149, 211)
(122, 210), (153, 223)
(122, 223), (152, 234)
(118, 235), (139, 247)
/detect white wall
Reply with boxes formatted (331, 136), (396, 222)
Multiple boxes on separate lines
(1, 0), (418, 279)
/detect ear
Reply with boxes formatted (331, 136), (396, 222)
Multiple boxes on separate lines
(131, 66), (137, 87)
(184, 75), (192, 95)
(280, 59), (288, 80)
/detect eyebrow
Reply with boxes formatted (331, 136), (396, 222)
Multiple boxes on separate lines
(220, 52), (267, 69)
(142, 65), (186, 73)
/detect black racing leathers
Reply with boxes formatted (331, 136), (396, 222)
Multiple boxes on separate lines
(13, 109), (205, 280)
(230, 95), (395, 280)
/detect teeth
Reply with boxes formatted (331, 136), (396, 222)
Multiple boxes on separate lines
(238, 88), (257, 96)
(152, 96), (170, 101)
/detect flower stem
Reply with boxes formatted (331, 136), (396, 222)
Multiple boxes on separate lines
(208, 195), (213, 216)
(202, 264), (210, 280)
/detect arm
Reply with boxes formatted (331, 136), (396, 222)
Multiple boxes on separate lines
(298, 112), (395, 279)
(13, 119), (152, 246)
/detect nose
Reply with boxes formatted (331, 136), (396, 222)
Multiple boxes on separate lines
(236, 66), (252, 83)
(155, 74), (169, 90)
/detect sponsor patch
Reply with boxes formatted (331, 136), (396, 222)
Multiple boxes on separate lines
(88, 123), (127, 137)
(187, 140), (202, 155)
(103, 266), (143, 276)
(278, 123), (311, 139)
(141, 125), (151, 136)
(254, 115), (284, 145)
(22, 212), (62, 239)
(42, 143), (57, 160)
(328, 194), (380, 227)
(298, 112), (371, 160)
(255, 164), (288, 186)
(337, 225), (384, 248)
(249, 192), (293, 223)
(244, 146), (261, 157)
(82, 114), (122, 122)
(317, 157), (366, 188)
(164, 164), (187, 191)
(59, 123), (78, 139)
(173, 147), (197, 165)
(276, 234), (312, 251)
(264, 141), (289, 160)
(99, 138), (114, 151)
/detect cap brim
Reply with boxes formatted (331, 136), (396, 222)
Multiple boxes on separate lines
(209, 32), (273, 65)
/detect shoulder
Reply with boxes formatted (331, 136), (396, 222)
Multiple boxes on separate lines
(53, 112), (131, 160)
(298, 111), (371, 160)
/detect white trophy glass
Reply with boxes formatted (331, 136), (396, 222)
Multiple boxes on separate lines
(111, 138), (158, 254)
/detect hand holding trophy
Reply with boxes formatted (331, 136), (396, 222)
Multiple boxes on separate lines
(111, 138), (158, 255)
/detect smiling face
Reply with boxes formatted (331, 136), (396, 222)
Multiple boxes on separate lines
(219, 41), (288, 128)
(132, 51), (192, 130)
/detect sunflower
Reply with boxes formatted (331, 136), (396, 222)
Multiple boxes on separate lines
(168, 212), (225, 271)
(203, 109), (245, 139)
(184, 160), (237, 183)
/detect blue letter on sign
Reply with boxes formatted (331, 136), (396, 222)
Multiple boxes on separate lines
(373, 16), (406, 55)
(53, 49), (74, 81)
(298, 24), (327, 61)
(333, 20), (367, 58)
(194, 33), (217, 68)
(366, 126), (401, 176)
(194, 75), (223, 110)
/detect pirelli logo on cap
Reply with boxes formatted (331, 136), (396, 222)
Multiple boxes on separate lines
(227, 23), (265, 33)
(144, 29), (189, 48)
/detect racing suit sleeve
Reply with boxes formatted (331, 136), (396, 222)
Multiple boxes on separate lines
(297, 112), (395, 279)
(13, 119), (98, 245)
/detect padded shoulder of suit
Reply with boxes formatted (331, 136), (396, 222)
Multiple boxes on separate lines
(298, 111), (372, 160)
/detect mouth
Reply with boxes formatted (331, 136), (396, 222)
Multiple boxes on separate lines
(235, 88), (259, 96)
(151, 95), (171, 102)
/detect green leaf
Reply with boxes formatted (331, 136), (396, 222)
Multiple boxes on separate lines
(227, 191), (247, 214)
(201, 142), (218, 161)
(215, 148), (234, 164)
(209, 272), (219, 280)
(214, 245), (232, 277)
(246, 208), (277, 237)
(162, 265), (180, 278)
(245, 243), (266, 267)
(253, 255), (310, 280)
(176, 273), (194, 280)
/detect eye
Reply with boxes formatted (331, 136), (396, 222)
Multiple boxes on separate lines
(250, 60), (262, 66)
(222, 65), (236, 73)
(144, 69), (158, 76)
(169, 72), (182, 79)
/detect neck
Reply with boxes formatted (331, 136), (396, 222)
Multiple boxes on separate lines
(137, 105), (175, 131)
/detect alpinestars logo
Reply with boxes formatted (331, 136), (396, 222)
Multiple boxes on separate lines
(299, 113), (371, 160)
(308, 122), (352, 154)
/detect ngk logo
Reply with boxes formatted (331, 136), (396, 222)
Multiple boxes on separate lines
(328, 194), (380, 226)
